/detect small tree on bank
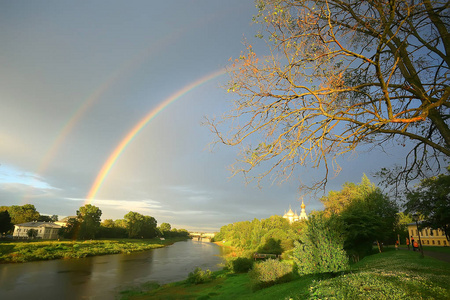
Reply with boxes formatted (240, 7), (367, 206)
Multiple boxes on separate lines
(293, 213), (348, 275)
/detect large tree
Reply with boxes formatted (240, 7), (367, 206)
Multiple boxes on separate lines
(209, 0), (449, 191)
(77, 204), (102, 239)
(405, 168), (450, 241)
(124, 211), (158, 239)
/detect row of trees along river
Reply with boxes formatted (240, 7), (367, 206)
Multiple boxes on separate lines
(0, 204), (189, 240)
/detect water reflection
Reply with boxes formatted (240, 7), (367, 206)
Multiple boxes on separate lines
(0, 239), (225, 300)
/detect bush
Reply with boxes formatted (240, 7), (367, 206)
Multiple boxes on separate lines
(249, 259), (294, 290)
(231, 257), (253, 273)
(186, 267), (213, 284)
(293, 214), (349, 275)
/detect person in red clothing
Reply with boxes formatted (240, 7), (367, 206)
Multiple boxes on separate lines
(411, 236), (416, 251)
(406, 237), (410, 250)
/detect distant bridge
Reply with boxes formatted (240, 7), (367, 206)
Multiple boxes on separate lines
(189, 232), (215, 242)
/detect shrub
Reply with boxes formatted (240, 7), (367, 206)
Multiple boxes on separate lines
(249, 259), (294, 290)
(293, 214), (349, 275)
(231, 257), (253, 273)
(186, 267), (213, 284)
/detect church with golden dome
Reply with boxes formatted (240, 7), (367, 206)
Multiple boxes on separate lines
(283, 200), (308, 224)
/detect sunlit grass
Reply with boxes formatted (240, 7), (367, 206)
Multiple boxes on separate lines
(120, 249), (450, 299)
(309, 250), (450, 299)
(0, 237), (188, 263)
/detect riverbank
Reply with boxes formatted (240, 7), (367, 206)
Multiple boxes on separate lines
(120, 249), (450, 299)
(213, 241), (240, 257)
(0, 237), (189, 263)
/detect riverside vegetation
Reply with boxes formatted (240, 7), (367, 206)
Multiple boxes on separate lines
(120, 249), (450, 299)
(0, 237), (188, 263)
(0, 202), (191, 263)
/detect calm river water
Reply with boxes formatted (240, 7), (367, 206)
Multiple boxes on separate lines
(0, 239), (227, 300)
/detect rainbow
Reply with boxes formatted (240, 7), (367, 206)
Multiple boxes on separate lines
(86, 68), (227, 202)
(35, 30), (184, 177)
(21, 29), (185, 204)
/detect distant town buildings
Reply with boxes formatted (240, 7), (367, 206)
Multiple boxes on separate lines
(283, 200), (308, 224)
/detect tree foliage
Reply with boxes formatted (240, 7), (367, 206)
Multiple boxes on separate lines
(77, 204), (102, 240)
(292, 213), (348, 275)
(37, 215), (53, 222)
(5, 204), (40, 224)
(159, 222), (171, 236)
(58, 218), (80, 240)
(99, 219), (127, 238)
(405, 167), (450, 241)
(209, 0), (450, 191)
(215, 215), (303, 253)
(0, 211), (13, 235)
(124, 211), (158, 239)
(321, 175), (398, 259)
(395, 212), (414, 241)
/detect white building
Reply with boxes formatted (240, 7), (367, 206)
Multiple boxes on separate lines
(13, 221), (61, 239)
(283, 200), (308, 224)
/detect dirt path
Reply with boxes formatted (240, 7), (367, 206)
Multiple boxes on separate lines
(422, 250), (450, 263)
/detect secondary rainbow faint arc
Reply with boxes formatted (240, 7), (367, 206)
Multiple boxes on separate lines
(86, 68), (227, 202)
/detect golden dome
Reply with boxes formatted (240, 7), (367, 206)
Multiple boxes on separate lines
(286, 208), (294, 216)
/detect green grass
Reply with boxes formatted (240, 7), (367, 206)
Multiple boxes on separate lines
(0, 237), (188, 263)
(120, 249), (450, 300)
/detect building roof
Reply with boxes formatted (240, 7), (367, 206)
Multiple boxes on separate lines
(15, 221), (61, 228)
(59, 216), (77, 222)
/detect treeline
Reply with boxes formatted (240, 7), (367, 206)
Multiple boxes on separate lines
(95, 213), (189, 240)
(0, 203), (188, 240)
(214, 215), (303, 256)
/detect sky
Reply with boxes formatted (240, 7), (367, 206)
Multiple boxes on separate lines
(0, 0), (411, 232)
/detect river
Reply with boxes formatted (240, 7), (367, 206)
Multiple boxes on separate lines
(0, 239), (227, 300)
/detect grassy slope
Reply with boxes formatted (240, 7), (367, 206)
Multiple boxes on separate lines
(121, 249), (450, 300)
